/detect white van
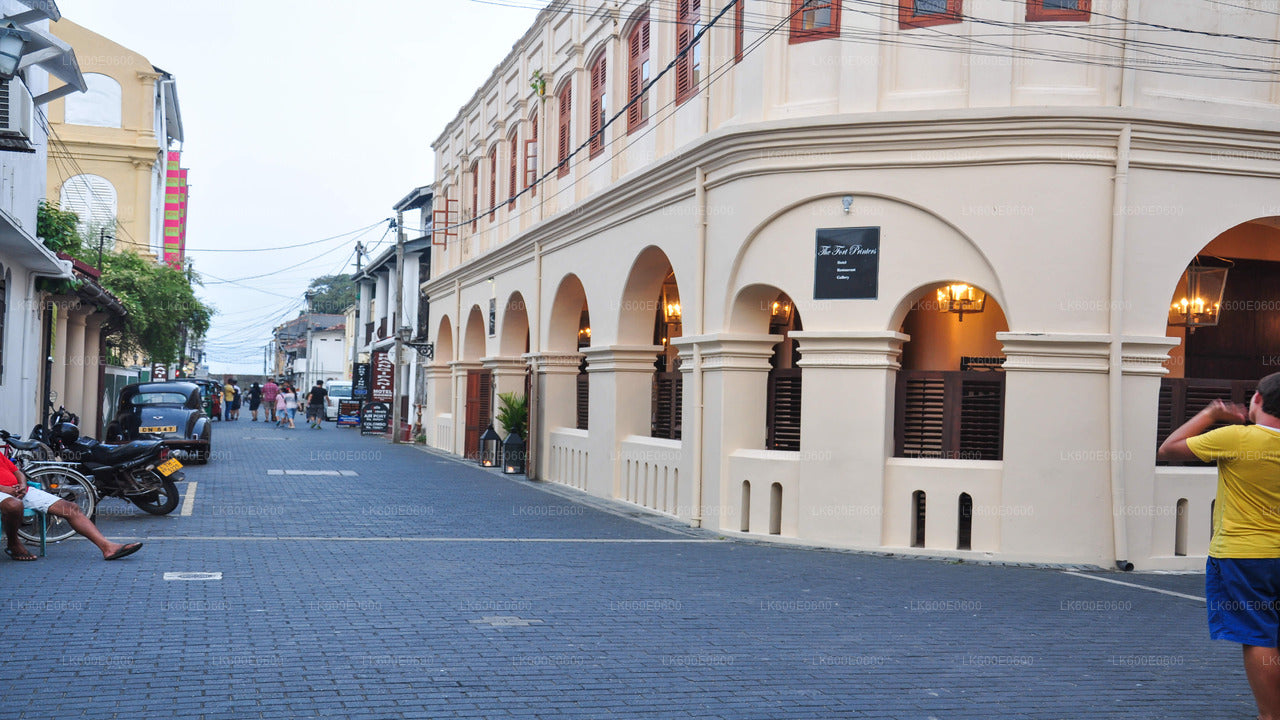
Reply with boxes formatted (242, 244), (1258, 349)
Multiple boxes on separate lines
(325, 381), (353, 421)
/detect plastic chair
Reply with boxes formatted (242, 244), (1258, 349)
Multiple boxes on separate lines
(21, 480), (46, 557)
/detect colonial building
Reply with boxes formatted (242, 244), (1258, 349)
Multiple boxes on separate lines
(419, 0), (1280, 570)
(45, 18), (186, 262)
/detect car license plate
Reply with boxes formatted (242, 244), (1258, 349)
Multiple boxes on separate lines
(156, 458), (183, 476)
(139, 426), (177, 434)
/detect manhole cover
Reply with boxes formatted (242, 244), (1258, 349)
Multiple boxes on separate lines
(163, 572), (222, 581)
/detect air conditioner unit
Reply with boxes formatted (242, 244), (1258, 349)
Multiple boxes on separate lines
(0, 77), (33, 138)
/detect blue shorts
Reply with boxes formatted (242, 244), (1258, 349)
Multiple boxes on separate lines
(1206, 557), (1280, 647)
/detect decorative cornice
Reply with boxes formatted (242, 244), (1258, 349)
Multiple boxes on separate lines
(482, 355), (529, 374)
(998, 332), (1111, 374)
(672, 333), (779, 373)
(448, 360), (484, 371)
(791, 331), (909, 370)
(525, 351), (583, 373)
(1121, 336), (1181, 377)
(581, 345), (662, 373)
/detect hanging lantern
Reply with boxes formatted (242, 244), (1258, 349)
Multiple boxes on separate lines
(478, 424), (502, 467)
(502, 431), (526, 475)
(770, 299), (793, 325)
(1169, 260), (1229, 331)
(937, 283), (986, 321)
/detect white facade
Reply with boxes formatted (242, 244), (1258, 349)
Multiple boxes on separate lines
(418, 0), (1280, 570)
(296, 327), (346, 391)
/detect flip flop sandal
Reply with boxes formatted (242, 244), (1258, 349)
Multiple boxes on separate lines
(5, 548), (37, 561)
(104, 543), (142, 561)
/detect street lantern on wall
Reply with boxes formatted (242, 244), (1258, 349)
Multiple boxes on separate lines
(0, 22), (30, 81)
(936, 283), (987, 322)
(502, 431), (526, 475)
(478, 424), (502, 467)
(1169, 258), (1230, 332)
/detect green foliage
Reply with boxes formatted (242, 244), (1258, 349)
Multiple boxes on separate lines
(35, 201), (88, 260)
(97, 251), (213, 364)
(495, 392), (529, 440)
(306, 274), (356, 314)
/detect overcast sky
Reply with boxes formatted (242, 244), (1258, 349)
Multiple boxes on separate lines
(54, 0), (546, 376)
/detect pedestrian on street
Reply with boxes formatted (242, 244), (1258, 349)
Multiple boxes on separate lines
(0, 454), (141, 562)
(1158, 373), (1280, 720)
(211, 391), (221, 422)
(280, 383), (298, 429)
(262, 378), (279, 423)
(230, 380), (242, 421)
(248, 382), (262, 421)
(222, 378), (235, 421)
(305, 380), (328, 429)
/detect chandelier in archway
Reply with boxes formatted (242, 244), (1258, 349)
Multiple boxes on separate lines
(1169, 258), (1230, 331)
(937, 283), (986, 322)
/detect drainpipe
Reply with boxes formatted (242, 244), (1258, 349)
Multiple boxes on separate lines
(691, 167), (708, 528)
(1109, 125), (1134, 571)
(530, 240), (543, 480)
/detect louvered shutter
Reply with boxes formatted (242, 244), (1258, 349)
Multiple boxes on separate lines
(488, 146), (497, 222)
(766, 369), (802, 451)
(557, 84), (571, 178)
(508, 133), (518, 207)
(734, 1), (744, 62)
(589, 54), (606, 158)
(675, 0), (693, 104)
(470, 162), (478, 230)
(525, 110), (538, 195)
(60, 175), (117, 235)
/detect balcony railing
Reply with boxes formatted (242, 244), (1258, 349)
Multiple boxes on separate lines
(895, 370), (1005, 461)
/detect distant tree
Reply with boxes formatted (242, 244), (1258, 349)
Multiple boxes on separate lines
(306, 273), (356, 314)
(98, 251), (213, 364)
(36, 201), (88, 260)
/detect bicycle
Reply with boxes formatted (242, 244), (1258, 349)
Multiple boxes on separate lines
(0, 430), (97, 544)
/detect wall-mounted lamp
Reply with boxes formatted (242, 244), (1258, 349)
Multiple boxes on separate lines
(842, 196), (854, 214)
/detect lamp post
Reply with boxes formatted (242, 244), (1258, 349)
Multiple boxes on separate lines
(0, 22), (30, 81)
(391, 212), (406, 443)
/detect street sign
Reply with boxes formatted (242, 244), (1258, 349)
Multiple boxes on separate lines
(150, 363), (169, 382)
(353, 362), (371, 398)
(337, 399), (361, 427)
(360, 401), (390, 435)
(371, 351), (394, 402)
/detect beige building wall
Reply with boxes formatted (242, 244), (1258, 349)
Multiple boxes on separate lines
(45, 19), (162, 258)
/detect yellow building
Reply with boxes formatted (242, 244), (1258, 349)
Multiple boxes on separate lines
(43, 18), (183, 259)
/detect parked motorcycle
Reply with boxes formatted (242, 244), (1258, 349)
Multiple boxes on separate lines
(45, 412), (184, 516)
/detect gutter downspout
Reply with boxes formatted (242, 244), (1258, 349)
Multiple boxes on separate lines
(691, 167), (708, 528)
(1109, 125), (1134, 572)
(530, 240), (543, 480)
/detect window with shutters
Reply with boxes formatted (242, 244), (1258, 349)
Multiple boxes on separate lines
(898, 0), (961, 29)
(508, 130), (518, 208)
(675, 0), (702, 105)
(60, 175), (118, 237)
(488, 145), (498, 222)
(588, 51), (607, 159)
(557, 82), (572, 178)
(734, 0), (744, 63)
(469, 161), (479, 231)
(790, 0), (841, 43)
(525, 109), (538, 196)
(1027, 0), (1089, 21)
(627, 13), (651, 133)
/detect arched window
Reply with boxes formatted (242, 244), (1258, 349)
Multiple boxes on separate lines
(488, 145), (498, 223)
(525, 108), (539, 195)
(588, 51), (607, 159)
(508, 129), (519, 208)
(675, 0), (702, 105)
(627, 12), (651, 132)
(557, 82), (572, 178)
(64, 73), (121, 128)
(60, 175), (117, 236)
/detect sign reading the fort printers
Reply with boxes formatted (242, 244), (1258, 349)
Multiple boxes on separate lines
(814, 227), (880, 300)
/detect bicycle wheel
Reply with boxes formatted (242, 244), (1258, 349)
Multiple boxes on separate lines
(17, 467), (97, 544)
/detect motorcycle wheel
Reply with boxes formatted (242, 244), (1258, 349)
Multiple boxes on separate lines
(17, 467), (97, 543)
(130, 476), (180, 515)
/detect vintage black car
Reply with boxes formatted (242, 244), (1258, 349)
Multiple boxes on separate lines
(106, 381), (212, 463)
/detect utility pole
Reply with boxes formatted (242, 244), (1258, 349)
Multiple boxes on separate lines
(391, 213), (406, 444)
(350, 241), (364, 383)
(305, 290), (315, 391)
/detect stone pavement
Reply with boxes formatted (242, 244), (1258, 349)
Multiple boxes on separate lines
(0, 418), (1255, 719)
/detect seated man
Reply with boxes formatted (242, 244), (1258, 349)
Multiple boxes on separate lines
(0, 454), (141, 561)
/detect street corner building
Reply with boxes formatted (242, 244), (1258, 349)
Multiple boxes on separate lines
(412, 0), (1280, 570)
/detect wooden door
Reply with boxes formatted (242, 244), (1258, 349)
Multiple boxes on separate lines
(464, 369), (493, 459)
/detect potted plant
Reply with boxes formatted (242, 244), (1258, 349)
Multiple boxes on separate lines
(495, 392), (529, 475)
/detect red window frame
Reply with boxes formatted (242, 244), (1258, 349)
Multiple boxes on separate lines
(898, 0), (961, 29)
(488, 145), (497, 222)
(469, 160), (479, 231)
(557, 83), (572, 178)
(524, 109), (538, 196)
(507, 131), (518, 208)
(627, 13), (651, 133)
(734, 0), (744, 63)
(789, 0), (841, 44)
(588, 52), (607, 159)
(1027, 0), (1090, 21)
(675, 0), (701, 105)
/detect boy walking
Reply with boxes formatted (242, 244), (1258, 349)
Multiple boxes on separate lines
(305, 381), (328, 429)
(1158, 372), (1280, 720)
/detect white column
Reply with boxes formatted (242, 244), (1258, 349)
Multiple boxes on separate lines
(449, 360), (483, 457)
(82, 313), (106, 436)
(50, 296), (72, 409)
(482, 356), (529, 436)
(581, 345), (663, 499)
(64, 309), (88, 418)
(526, 351), (584, 481)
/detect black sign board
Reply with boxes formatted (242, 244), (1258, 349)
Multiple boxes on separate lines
(352, 363), (371, 399)
(337, 399), (362, 427)
(360, 401), (390, 435)
(814, 227), (880, 300)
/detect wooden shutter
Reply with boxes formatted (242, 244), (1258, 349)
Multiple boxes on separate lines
(896, 373), (945, 457)
(508, 133), (518, 207)
(675, 0), (695, 105)
(470, 161), (478, 231)
(557, 83), (572, 178)
(589, 53), (606, 158)
(734, 0), (744, 63)
(576, 363), (589, 430)
(488, 146), (497, 222)
(651, 372), (683, 440)
(766, 369), (802, 451)
(894, 371), (1005, 461)
(957, 375), (1003, 461)
(627, 15), (649, 133)
(525, 111), (538, 195)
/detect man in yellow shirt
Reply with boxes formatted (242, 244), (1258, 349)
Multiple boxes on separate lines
(222, 378), (235, 422)
(1159, 374), (1280, 720)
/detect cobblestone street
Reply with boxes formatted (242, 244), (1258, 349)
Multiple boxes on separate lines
(0, 422), (1252, 719)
